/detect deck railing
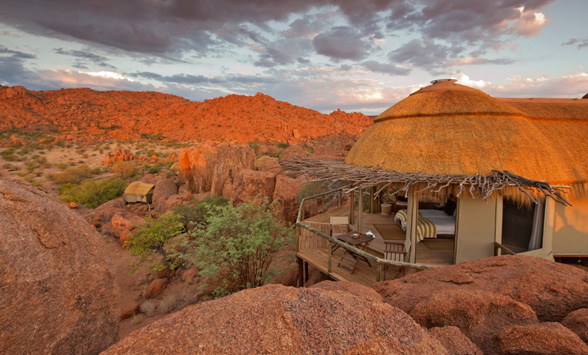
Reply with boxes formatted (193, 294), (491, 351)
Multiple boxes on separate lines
(296, 189), (433, 283)
(493, 242), (517, 256)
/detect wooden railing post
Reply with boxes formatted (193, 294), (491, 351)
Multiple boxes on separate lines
(376, 263), (382, 282)
(338, 190), (342, 207)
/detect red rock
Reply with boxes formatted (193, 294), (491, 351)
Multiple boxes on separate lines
(0, 177), (119, 354)
(272, 174), (309, 222)
(121, 303), (140, 320)
(255, 156), (281, 173)
(428, 326), (483, 355)
(67, 202), (78, 209)
(495, 322), (588, 355)
(409, 289), (538, 353)
(178, 142), (256, 195)
(562, 308), (588, 344)
(181, 266), (198, 283)
(230, 168), (276, 205)
(103, 148), (137, 166)
(84, 197), (127, 228)
(102, 282), (447, 354)
(373, 255), (588, 322)
(146, 278), (168, 299)
(8, 134), (25, 146)
(278, 144), (308, 161)
(152, 177), (178, 203)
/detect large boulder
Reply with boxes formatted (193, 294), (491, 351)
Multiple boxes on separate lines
(0, 178), (120, 354)
(494, 322), (588, 355)
(372, 255), (588, 322)
(103, 282), (447, 354)
(409, 289), (538, 353)
(278, 144), (308, 162)
(562, 308), (588, 344)
(272, 174), (310, 222)
(84, 197), (127, 228)
(152, 177), (178, 203)
(178, 142), (255, 195)
(230, 169), (276, 205)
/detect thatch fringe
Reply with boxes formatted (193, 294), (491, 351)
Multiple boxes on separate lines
(281, 158), (571, 206)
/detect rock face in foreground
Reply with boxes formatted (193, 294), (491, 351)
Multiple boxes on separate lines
(0, 178), (120, 354)
(103, 282), (447, 354)
(373, 255), (588, 322)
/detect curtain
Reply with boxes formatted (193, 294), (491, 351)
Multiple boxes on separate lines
(528, 202), (544, 251)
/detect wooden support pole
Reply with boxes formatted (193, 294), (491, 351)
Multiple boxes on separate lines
(350, 190), (355, 225)
(338, 190), (342, 207)
(297, 257), (303, 287)
(376, 263), (382, 282)
(357, 185), (363, 232)
(370, 186), (375, 213)
(328, 242), (332, 274)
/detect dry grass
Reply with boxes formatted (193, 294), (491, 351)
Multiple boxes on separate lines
(139, 300), (156, 317)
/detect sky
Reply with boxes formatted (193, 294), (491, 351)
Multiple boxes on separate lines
(1, 0), (587, 115)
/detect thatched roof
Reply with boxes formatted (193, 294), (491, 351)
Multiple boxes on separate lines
(124, 181), (155, 196)
(343, 80), (588, 201)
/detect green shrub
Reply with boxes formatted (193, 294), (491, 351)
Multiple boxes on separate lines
(128, 213), (185, 272)
(0, 149), (17, 161)
(277, 142), (290, 149)
(185, 199), (294, 297)
(172, 196), (229, 231)
(59, 178), (127, 208)
(147, 162), (164, 174)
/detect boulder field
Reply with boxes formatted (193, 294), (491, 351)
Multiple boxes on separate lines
(0, 177), (120, 354)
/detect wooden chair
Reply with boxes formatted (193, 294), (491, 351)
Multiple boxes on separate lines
(329, 216), (350, 237)
(383, 240), (408, 280)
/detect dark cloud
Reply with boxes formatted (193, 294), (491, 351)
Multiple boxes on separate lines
(389, 39), (454, 70)
(313, 26), (373, 61)
(361, 60), (410, 75)
(562, 38), (588, 50)
(0, 47), (36, 59)
(54, 48), (114, 68)
(387, 0), (553, 44)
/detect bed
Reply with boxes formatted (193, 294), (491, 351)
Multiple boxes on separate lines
(394, 209), (456, 241)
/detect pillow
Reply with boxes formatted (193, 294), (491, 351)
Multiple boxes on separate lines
(444, 199), (457, 216)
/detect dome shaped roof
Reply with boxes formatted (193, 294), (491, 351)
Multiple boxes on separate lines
(345, 80), (588, 188)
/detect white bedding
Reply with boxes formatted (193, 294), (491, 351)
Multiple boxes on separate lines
(419, 209), (456, 235)
(394, 209), (456, 236)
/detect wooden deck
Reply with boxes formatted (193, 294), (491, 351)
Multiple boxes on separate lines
(298, 206), (455, 286)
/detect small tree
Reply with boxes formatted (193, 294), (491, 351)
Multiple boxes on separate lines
(172, 195), (229, 231)
(128, 213), (185, 272)
(187, 199), (294, 296)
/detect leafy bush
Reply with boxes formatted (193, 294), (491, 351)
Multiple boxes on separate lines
(60, 178), (127, 208)
(128, 213), (185, 272)
(49, 164), (95, 184)
(147, 161), (164, 174)
(277, 142), (290, 149)
(111, 161), (138, 179)
(0, 149), (17, 161)
(172, 196), (229, 231)
(186, 199), (294, 297)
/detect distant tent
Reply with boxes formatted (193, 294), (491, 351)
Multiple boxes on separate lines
(123, 182), (155, 204)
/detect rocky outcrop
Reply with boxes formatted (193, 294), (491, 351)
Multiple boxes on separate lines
(428, 326), (483, 355)
(278, 144), (308, 161)
(373, 255), (588, 322)
(410, 289), (538, 353)
(84, 197), (127, 228)
(103, 282), (447, 354)
(0, 178), (119, 354)
(152, 177), (178, 203)
(230, 169), (276, 204)
(495, 322), (588, 355)
(103, 148), (138, 166)
(272, 174), (310, 221)
(178, 142), (256, 195)
(0, 86), (372, 144)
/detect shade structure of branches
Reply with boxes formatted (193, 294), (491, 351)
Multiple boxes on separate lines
(280, 158), (571, 206)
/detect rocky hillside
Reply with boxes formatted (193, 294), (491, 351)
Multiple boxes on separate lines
(0, 85), (372, 143)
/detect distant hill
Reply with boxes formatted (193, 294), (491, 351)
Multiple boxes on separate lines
(0, 86), (372, 143)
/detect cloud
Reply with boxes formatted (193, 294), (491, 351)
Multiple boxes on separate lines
(562, 38), (588, 50)
(131, 71), (278, 86)
(313, 26), (373, 60)
(361, 60), (410, 75)
(54, 48), (115, 69)
(0, 47), (36, 60)
(491, 72), (588, 98)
